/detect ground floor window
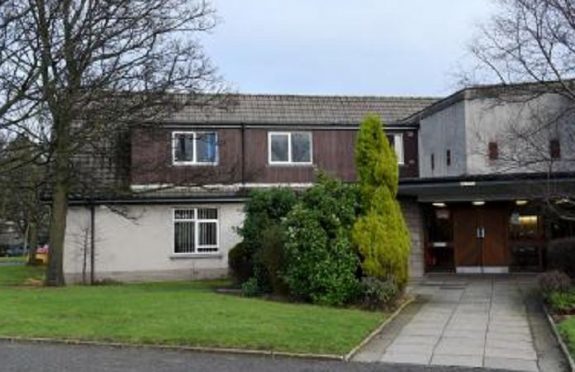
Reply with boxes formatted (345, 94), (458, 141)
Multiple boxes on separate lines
(174, 208), (219, 254)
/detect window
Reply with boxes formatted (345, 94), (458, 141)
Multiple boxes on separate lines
(550, 139), (561, 159)
(268, 132), (312, 165)
(172, 131), (218, 165)
(173, 208), (219, 254)
(386, 133), (405, 165)
(446, 150), (451, 166)
(431, 153), (435, 171)
(488, 141), (499, 160)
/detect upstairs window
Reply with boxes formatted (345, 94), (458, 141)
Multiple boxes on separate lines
(174, 208), (219, 254)
(386, 133), (405, 165)
(488, 141), (499, 160)
(172, 131), (218, 165)
(550, 139), (561, 159)
(269, 132), (312, 165)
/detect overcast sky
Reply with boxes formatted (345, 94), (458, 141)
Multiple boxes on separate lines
(202, 1), (497, 97)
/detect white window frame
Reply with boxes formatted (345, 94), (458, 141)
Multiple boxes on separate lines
(172, 207), (220, 255)
(391, 133), (404, 165)
(172, 131), (219, 166)
(268, 131), (313, 165)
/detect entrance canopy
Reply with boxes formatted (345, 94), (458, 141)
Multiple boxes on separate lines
(399, 172), (575, 203)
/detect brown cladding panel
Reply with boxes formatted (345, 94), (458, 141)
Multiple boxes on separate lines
(243, 129), (317, 183)
(244, 128), (417, 183)
(131, 126), (418, 185)
(131, 128), (244, 185)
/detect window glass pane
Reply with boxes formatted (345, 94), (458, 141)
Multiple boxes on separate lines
(270, 134), (289, 162)
(196, 132), (217, 163)
(197, 208), (217, 220)
(488, 142), (499, 160)
(393, 135), (404, 163)
(175, 209), (195, 220)
(550, 139), (561, 159)
(174, 221), (195, 253)
(386, 134), (403, 164)
(291, 132), (311, 163)
(174, 133), (194, 162)
(198, 222), (218, 248)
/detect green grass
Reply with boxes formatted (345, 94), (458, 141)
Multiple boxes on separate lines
(0, 256), (26, 264)
(0, 266), (385, 355)
(558, 316), (575, 358)
(0, 264), (44, 286)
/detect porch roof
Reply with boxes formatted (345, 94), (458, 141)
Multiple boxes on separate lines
(398, 172), (575, 203)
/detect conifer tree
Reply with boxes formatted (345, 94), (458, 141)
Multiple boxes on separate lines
(352, 114), (410, 288)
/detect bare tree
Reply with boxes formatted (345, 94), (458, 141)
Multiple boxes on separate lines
(0, 0), (227, 286)
(467, 0), (575, 220)
(470, 0), (575, 92)
(0, 135), (47, 265)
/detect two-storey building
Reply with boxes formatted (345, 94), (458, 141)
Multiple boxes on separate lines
(63, 84), (575, 282)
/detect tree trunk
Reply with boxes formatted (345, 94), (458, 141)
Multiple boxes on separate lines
(90, 204), (95, 285)
(45, 179), (68, 286)
(26, 223), (38, 266)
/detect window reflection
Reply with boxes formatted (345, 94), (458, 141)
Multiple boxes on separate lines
(510, 213), (539, 239)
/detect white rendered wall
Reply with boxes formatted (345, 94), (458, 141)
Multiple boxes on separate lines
(465, 94), (575, 175)
(63, 203), (244, 282)
(419, 100), (467, 178)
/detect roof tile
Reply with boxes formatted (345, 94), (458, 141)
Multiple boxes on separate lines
(169, 94), (438, 125)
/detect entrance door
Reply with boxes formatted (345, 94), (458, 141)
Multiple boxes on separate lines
(453, 208), (481, 267)
(481, 207), (509, 267)
(453, 205), (509, 272)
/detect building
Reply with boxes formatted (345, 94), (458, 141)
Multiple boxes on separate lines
(63, 85), (575, 282)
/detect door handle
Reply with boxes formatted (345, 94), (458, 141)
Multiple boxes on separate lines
(477, 227), (486, 239)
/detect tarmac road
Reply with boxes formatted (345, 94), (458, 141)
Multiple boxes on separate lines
(0, 340), (515, 372)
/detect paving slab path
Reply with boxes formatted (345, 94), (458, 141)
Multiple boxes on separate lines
(353, 275), (569, 372)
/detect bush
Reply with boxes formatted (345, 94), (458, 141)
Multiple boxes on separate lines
(547, 238), (575, 278)
(548, 290), (575, 314)
(301, 172), (361, 235)
(236, 188), (297, 289)
(241, 277), (261, 297)
(228, 242), (253, 285)
(539, 270), (572, 296)
(282, 204), (359, 306)
(239, 188), (298, 250)
(359, 277), (399, 310)
(257, 224), (288, 295)
(353, 114), (410, 289)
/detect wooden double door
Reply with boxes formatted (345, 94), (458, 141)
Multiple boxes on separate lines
(452, 205), (510, 268)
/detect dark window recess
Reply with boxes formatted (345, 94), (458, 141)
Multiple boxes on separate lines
(550, 139), (561, 159)
(446, 150), (451, 166)
(431, 153), (435, 170)
(488, 142), (499, 160)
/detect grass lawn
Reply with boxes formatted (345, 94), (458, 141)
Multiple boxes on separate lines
(0, 264), (44, 285)
(558, 316), (575, 358)
(0, 256), (26, 264)
(0, 266), (386, 355)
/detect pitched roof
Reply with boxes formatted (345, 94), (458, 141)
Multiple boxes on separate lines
(169, 94), (438, 126)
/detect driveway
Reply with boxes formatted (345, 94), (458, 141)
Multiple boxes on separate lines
(353, 275), (569, 372)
